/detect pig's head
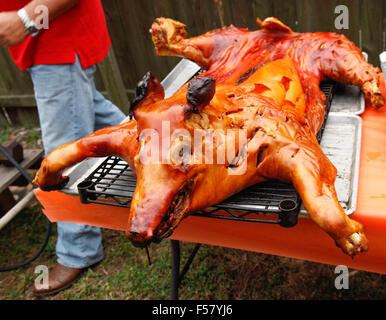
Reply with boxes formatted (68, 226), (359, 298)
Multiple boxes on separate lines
(127, 72), (223, 247)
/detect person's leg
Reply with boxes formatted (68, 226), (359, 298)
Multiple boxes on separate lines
(86, 65), (126, 130)
(55, 222), (103, 268)
(29, 57), (104, 270)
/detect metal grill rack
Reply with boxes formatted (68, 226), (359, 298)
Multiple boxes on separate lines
(77, 82), (336, 228)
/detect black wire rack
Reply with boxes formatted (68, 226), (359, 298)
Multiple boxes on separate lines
(77, 82), (335, 228)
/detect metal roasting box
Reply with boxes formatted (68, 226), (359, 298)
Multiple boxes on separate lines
(61, 58), (364, 225)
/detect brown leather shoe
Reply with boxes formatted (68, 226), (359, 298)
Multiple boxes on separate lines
(33, 262), (83, 296)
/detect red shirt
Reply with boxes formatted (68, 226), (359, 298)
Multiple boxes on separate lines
(0, 0), (111, 70)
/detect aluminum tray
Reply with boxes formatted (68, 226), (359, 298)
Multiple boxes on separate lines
(330, 83), (365, 115)
(300, 113), (362, 216)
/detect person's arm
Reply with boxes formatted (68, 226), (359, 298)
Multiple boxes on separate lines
(0, 0), (79, 47)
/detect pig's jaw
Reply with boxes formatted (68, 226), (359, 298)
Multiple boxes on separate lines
(128, 178), (194, 247)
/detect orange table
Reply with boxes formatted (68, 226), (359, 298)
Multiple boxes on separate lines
(35, 104), (386, 275)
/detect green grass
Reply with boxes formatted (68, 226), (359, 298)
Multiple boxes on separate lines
(0, 127), (41, 146)
(0, 128), (11, 144)
(25, 129), (41, 145)
(1, 201), (386, 300)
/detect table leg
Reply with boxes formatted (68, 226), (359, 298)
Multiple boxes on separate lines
(170, 240), (203, 300)
(170, 240), (180, 300)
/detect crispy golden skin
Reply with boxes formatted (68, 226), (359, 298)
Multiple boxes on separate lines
(34, 17), (386, 256)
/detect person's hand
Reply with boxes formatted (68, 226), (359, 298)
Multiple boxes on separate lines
(0, 11), (28, 47)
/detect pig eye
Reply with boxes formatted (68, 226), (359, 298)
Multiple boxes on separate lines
(178, 145), (188, 157)
(170, 142), (191, 169)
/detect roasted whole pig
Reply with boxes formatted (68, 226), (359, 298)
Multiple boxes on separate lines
(33, 17), (386, 257)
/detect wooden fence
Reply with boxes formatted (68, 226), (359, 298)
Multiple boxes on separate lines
(0, 0), (385, 127)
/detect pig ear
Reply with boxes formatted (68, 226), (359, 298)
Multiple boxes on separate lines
(257, 17), (292, 33)
(130, 72), (165, 119)
(186, 76), (216, 114)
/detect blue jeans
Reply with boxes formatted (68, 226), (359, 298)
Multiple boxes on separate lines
(29, 56), (126, 268)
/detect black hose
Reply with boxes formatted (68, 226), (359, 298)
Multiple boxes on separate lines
(0, 219), (51, 272)
(0, 143), (52, 272)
